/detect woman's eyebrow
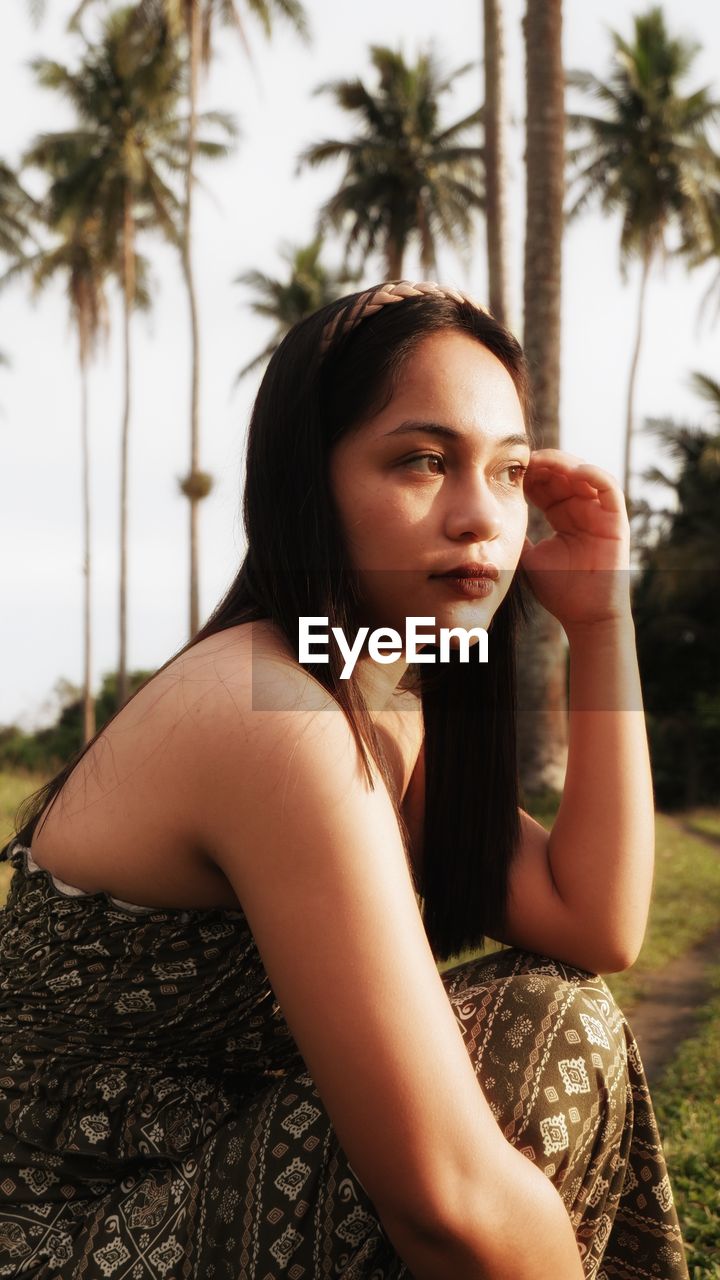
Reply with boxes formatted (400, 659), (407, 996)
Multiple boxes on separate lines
(383, 419), (531, 449)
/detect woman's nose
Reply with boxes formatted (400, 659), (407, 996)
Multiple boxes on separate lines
(443, 476), (503, 542)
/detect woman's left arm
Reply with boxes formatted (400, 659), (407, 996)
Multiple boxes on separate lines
(498, 450), (654, 973)
(547, 610), (654, 969)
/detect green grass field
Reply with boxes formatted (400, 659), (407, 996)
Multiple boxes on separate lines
(651, 963), (720, 1278)
(0, 768), (50, 898)
(604, 811), (720, 1009)
(685, 810), (720, 844)
(1, 768), (719, 1265)
(437, 802), (720, 1011)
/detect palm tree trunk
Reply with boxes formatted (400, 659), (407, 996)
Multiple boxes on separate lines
(483, 0), (511, 326)
(117, 189), (135, 711)
(623, 242), (652, 508)
(385, 237), (404, 280)
(184, 0), (202, 638)
(79, 347), (95, 744)
(417, 199), (438, 277)
(518, 0), (567, 795)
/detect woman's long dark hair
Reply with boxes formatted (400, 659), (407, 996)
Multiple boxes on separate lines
(8, 284), (536, 964)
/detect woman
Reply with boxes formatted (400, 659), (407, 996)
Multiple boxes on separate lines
(0, 281), (688, 1279)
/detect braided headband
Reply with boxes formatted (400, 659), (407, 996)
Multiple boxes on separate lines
(319, 279), (490, 356)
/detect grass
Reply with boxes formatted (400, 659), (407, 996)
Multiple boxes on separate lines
(438, 795), (720, 1012)
(651, 962), (720, 1279)
(0, 768), (50, 899)
(607, 811), (720, 1010)
(684, 810), (720, 844)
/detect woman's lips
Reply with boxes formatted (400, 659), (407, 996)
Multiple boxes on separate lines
(431, 575), (495, 598)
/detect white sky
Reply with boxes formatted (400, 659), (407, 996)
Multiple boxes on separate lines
(1, 0), (719, 730)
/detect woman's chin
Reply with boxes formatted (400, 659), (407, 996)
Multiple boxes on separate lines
(431, 599), (497, 634)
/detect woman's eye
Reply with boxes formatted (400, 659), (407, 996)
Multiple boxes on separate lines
(403, 452), (445, 474)
(401, 456), (528, 484)
(501, 463), (528, 486)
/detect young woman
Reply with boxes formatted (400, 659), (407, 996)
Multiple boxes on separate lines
(0, 281), (688, 1279)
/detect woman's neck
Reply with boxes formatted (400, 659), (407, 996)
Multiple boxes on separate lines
(353, 651), (410, 719)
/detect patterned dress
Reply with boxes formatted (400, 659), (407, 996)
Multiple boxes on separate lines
(0, 838), (688, 1279)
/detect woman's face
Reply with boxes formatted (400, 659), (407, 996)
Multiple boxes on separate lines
(328, 329), (531, 640)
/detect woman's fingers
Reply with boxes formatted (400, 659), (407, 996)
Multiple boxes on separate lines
(525, 452), (625, 517)
(569, 464), (626, 514)
(524, 472), (596, 517)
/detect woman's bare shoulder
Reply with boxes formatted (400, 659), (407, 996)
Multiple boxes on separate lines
(167, 625), (426, 884)
(171, 619), (340, 738)
(173, 622), (372, 867)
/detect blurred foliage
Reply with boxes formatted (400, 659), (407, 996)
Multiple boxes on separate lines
(232, 234), (361, 383)
(0, 669), (155, 777)
(632, 407), (720, 809)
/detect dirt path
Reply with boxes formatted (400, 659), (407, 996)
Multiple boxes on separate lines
(622, 924), (720, 1087)
(621, 815), (720, 1087)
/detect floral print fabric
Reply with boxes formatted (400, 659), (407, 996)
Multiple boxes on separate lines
(0, 839), (688, 1278)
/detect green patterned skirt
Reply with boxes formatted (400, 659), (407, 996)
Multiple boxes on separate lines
(0, 839), (688, 1278)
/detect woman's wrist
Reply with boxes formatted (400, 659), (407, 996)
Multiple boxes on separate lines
(563, 606), (635, 647)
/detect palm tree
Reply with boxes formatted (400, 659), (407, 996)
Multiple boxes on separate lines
(23, 5), (234, 708)
(297, 44), (485, 280)
(693, 203), (720, 329)
(0, 161), (43, 258)
(232, 235), (361, 384)
(0, 210), (121, 745)
(482, 0), (511, 326)
(566, 5), (720, 506)
(175, 0), (310, 633)
(0, 160), (44, 370)
(32, 0), (314, 654)
(640, 419), (720, 577)
(66, 0), (310, 639)
(688, 369), (720, 420)
(518, 0), (568, 797)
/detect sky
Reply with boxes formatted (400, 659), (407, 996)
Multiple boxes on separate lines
(1, 0), (720, 730)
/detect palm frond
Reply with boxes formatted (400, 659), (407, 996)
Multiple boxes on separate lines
(689, 370), (720, 414)
(194, 108), (241, 144)
(568, 10), (720, 294)
(296, 139), (357, 174)
(433, 106), (484, 147)
(232, 0), (311, 48)
(300, 44), (485, 276)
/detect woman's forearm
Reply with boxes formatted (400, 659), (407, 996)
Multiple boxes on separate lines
(546, 610), (655, 969)
(380, 1146), (585, 1279)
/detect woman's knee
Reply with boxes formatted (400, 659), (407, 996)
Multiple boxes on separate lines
(441, 949), (630, 1186)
